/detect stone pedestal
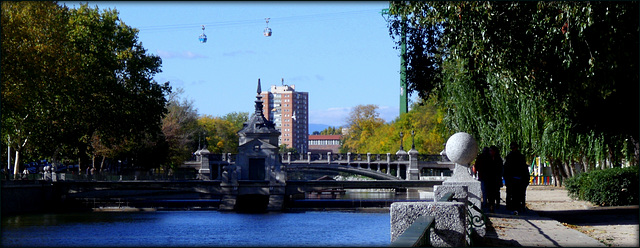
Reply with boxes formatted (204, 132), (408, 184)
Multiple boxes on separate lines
(434, 185), (468, 203)
(443, 164), (482, 211)
(442, 132), (485, 238)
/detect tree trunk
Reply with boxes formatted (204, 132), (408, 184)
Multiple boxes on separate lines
(564, 161), (574, 178)
(549, 157), (559, 187)
(77, 145), (89, 175)
(99, 156), (106, 172)
(13, 149), (21, 175)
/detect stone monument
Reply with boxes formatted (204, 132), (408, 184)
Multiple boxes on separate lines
(219, 79), (287, 212)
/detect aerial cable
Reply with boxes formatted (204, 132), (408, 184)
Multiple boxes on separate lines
(136, 9), (380, 32)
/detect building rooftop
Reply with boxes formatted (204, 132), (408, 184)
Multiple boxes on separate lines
(308, 135), (342, 140)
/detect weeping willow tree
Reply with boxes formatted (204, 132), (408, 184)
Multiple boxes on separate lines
(388, 1), (638, 186)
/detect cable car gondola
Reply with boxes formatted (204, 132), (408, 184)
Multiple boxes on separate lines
(199, 25), (207, 43)
(263, 18), (272, 37)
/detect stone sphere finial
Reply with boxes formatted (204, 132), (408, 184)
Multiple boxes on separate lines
(445, 132), (478, 165)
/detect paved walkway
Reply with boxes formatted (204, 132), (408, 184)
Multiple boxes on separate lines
(481, 186), (639, 247)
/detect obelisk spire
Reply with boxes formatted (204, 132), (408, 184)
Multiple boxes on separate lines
(257, 78), (262, 95)
(255, 79), (264, 117)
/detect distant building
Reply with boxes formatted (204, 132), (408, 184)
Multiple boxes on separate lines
(260, 83), (309, 153)
(308, 135), (342, 153)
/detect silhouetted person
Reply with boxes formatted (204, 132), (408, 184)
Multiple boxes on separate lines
(486, 145), (503, 212)
(503, 142), (529, 214)
(474, 147), (491, 208)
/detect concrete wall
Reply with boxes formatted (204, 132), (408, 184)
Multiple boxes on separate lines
(1, 181), (63, 215)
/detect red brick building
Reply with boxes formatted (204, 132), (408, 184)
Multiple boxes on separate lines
(308, 135), (342, 153)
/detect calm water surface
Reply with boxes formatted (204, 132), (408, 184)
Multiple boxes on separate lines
(2, 211), (391, 247)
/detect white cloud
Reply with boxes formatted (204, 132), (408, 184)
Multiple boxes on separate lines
(156, 50), (207, 59)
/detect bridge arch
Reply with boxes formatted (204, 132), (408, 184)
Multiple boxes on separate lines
(285, 164), (403, 180)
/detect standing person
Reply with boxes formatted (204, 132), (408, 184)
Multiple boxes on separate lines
(486, 145), (503, 212)
(86, 166), (92, 180)
(503, 142), (530, 214)
(21, 168), (29, 180)
(473, 147), (491, 209)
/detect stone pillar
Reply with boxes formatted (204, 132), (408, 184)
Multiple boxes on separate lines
(327, 152), (332, 164)
(199, 148), (210, 180)
(407, 148), (420, 180)
(442, 132), (485, 238)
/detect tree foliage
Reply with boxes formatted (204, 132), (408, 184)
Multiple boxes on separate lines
(388, 1), (638, 185)
(319, 126), (342, 135)
(341, 100), (446, 154)
(162, 88), (199, 170)
(1, 2), (169, 173)
(341, 105), (386, 153)
(197, 112), (248, 154)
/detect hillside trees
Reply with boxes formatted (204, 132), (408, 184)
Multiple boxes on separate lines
(1, 2), (169, 174)
(319, 126), (342, 135)
(388, 1), (639, 185)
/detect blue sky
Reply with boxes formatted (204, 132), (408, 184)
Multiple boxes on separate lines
(60, 1), (418, 127)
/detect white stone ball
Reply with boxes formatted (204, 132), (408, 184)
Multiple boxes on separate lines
(445, 132), (478, 165)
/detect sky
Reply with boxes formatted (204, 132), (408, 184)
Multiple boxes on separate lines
(60, 1), (419, 128)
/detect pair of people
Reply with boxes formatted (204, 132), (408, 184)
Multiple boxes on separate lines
(474, 142), (530, 214)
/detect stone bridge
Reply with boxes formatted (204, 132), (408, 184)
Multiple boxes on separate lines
(185, 151), (454, 181)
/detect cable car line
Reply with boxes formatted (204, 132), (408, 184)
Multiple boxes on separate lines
(134, 9), (380, 33)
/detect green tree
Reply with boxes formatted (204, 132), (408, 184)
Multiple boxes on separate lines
(222, 112), (249, 131)
(279, 144), (298, 154)
(162, 88), (199, 172)
(1, 1), (71, 174)
(198, 115), (239, 154)
(341, 105), (386, 153)
(388, 1), (638, 185)
(1, 2), (169, 174)
(339, 100), (446, 154)
(320, 126), (342, 135)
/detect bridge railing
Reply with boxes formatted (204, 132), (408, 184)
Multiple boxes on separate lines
(277, 152), (421, 164)
(418, 154), (449, 162)
(208, 152), (446, 164)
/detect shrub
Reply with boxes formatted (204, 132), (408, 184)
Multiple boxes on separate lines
(565, 166), (639, 206)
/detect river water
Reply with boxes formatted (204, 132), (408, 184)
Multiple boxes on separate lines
(2, 210), (390, 247)
(2, 189), (434, 247)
